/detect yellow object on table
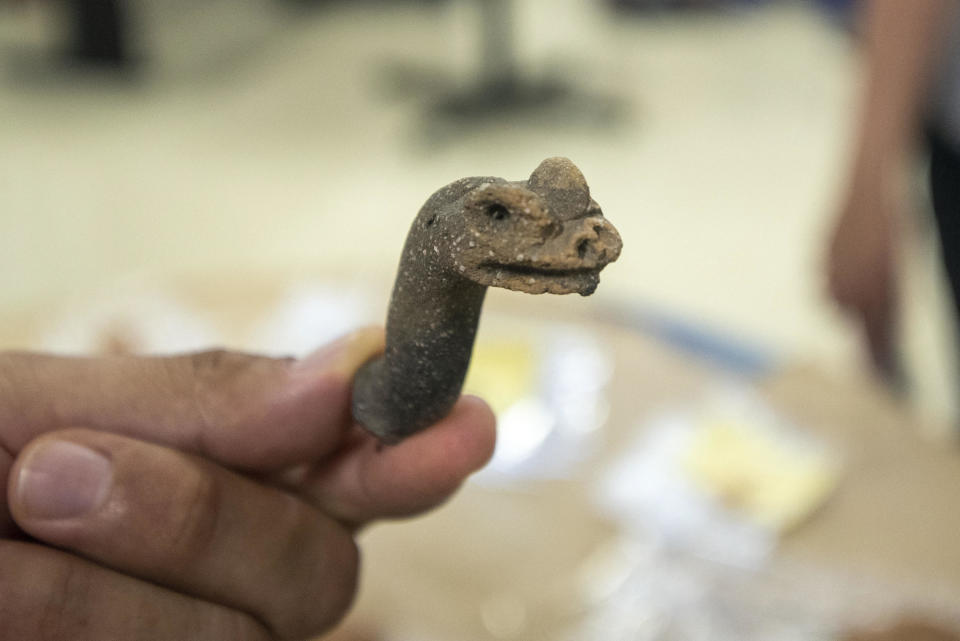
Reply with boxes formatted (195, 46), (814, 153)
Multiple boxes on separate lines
(682, 411), (840, 533)
(463, 339), (538, 415)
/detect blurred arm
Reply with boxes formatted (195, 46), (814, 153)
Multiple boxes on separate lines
(828, 1), (957, 380)
(850, 0), (956, 181)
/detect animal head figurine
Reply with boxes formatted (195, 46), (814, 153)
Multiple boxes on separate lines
(412, 157), (621, 296)
(352, 157), (622, 443)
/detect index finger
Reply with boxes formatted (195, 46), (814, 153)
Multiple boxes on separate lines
(289, 395), (497, 526)
(0, 328), (384, 471)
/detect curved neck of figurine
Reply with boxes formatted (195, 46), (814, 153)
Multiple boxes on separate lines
(385, 242), (487, 401)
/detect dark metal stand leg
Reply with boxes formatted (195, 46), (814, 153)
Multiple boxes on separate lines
(68, 0), (128, 65)
(478, 0), (516, 92)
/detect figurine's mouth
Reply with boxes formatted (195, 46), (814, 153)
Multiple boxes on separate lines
(480, 262), (599, 278)
(478, 261), (601, 296)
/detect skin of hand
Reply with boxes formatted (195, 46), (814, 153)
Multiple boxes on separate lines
(828, 169), (902, 377)
(827, 0), (955, 380)
(0, 327), (496, 641)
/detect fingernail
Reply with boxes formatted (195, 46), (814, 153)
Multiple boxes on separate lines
(293, 327), (385, 379)
(17, 441), (112, 520)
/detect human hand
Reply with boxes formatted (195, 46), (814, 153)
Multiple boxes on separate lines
(0, 328), (496, 640)
(827, 172), (902, 380)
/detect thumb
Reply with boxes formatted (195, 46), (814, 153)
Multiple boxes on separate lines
(0, 328), (384, 471)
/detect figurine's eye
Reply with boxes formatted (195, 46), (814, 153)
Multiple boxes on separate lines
(485, 204), (510, 221)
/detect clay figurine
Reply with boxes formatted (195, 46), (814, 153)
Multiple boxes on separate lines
(352, 157), (622, 443)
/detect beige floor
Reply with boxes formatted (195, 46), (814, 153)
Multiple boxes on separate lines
(1, 0), (956, 427)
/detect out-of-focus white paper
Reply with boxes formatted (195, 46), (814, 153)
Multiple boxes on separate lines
(568, 535), (960, 641)
(468, 324), (613, 484)
(248, 283), (378, 357)
(40, 287), (219, 355)
(595, 385), (840, 568)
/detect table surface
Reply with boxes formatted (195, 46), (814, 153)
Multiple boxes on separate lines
(342, 313), (960, 640)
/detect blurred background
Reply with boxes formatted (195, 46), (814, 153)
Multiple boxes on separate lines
(3, 0), (960, 639)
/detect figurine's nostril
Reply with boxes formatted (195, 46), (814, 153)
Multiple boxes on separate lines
(577, 238), (590, 259)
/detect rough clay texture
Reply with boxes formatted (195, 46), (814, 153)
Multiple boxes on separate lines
(352, 157), (622, 443)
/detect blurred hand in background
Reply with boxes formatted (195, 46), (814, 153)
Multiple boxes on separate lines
(827, 156), (903, 380)
(827, 0), (957, 383)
